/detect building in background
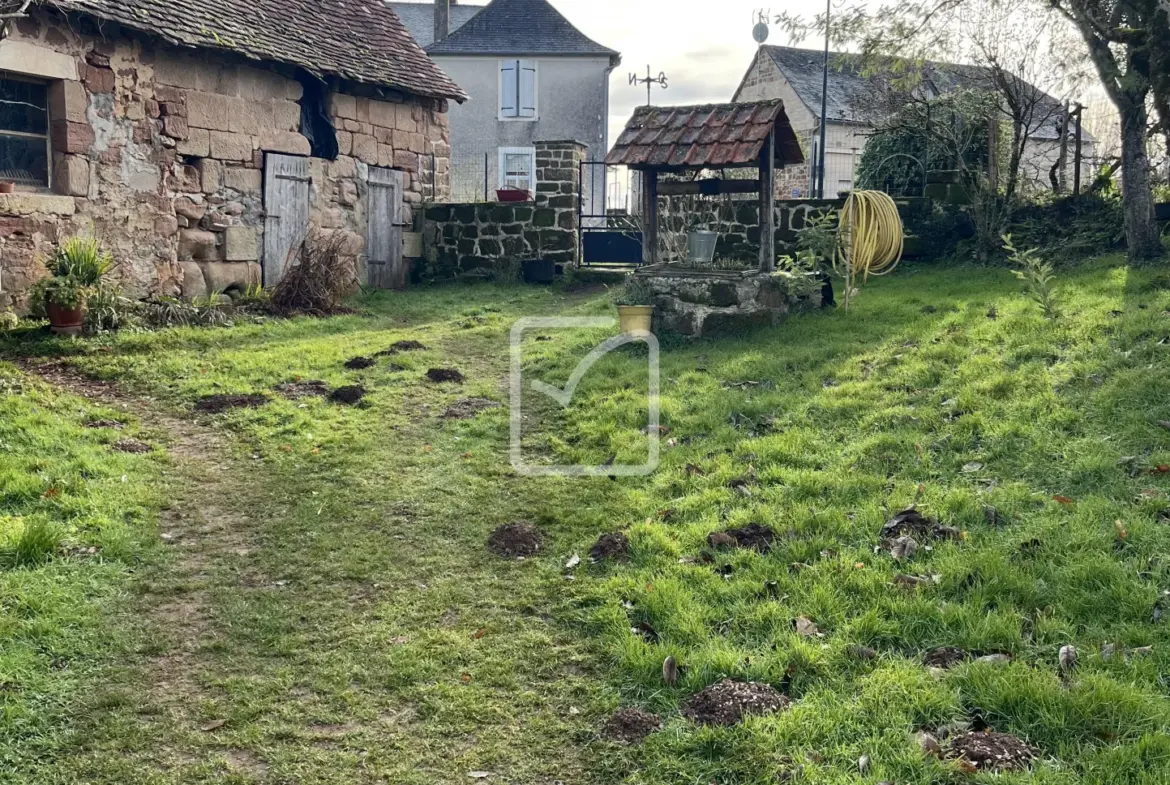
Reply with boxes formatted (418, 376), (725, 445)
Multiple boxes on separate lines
(734, 45), (1094, 198)
(393, 0), (620, 206)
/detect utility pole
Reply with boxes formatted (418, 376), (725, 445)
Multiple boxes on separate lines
(817, 0), (830, 199)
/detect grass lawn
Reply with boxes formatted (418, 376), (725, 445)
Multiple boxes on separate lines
(3, 256), (1170, 784)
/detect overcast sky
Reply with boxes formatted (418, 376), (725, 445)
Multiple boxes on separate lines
(545, 0), (817, 147)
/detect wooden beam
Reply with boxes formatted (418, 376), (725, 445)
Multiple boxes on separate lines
(656, 179), (761, 196)
(759, 128), (776, 272)
(641, 170), (659, 266)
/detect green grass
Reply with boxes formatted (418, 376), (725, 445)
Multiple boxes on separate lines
(4, 258), (1170, 783)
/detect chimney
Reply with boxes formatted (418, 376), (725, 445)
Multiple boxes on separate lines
(434, 0), (451, 44)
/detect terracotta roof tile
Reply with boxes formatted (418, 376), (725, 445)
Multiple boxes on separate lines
(48, 0), (467, 101)
(606, 100), (804, 170)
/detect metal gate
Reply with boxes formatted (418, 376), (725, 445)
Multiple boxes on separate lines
(578, 161), (642, 266)
(263, 153), (310, 285)
(367, 166), (406, 289)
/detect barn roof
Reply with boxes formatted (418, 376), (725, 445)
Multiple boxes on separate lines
(606, 100), (804, 170)
(45, 0), (468, 102)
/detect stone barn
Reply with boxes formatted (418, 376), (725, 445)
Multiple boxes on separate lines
(0, 0), (467, 311)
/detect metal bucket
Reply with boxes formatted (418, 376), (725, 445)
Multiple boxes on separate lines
(687, 230), (718, 264)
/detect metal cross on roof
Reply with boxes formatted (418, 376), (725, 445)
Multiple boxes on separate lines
(629, 65), (668, 107)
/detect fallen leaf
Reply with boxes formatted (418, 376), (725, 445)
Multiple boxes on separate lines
(795, 616), (820, 637)
(1115, 520), (1128, 541)
(467, 772), (493, 780)
(976, 653), (1012, 665)
(461, 452), (473, 459)
(565, 554), (581, 569)
(918, 731), (942, 757)
(472, 628), (487, 639)
(890, 535), (918, 562)
(1053, 495), (1075, 506)
(685, 463), (706, 477)
(961, 462), (984, 473)
(662, 656), (678, 686)
(1059, 644), (1077, 673)
(858, 755), (871, 774)
(461, 672), (472, 683)
(200, 719), (227, 732)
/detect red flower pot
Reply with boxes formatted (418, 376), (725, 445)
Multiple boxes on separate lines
(496, 188), (531, 203)
(46, 302), (85, 336)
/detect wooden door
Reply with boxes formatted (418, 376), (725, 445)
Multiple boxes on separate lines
(263, 153), (310, 286)
(367, 166), (406, 289)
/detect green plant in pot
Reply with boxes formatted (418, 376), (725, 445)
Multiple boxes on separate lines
(614, 276), (655, 334)
(30, 237), (113, 336)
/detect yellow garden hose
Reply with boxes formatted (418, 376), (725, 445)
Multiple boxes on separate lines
(832, 190), (905, 309)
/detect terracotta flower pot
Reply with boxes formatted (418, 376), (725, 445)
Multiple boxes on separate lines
(0, 182), (14, 194)
(46, 302), (86, 336)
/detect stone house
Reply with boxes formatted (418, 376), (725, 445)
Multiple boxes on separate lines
(734, 46), (1094, 199)
(0, 0), (467, 311)
(392, 0), (619, 208)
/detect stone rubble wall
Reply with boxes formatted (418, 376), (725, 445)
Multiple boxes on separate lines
(636, 265), (822, 337)
(1, 9), (449, 311)
(420, 141), (584, 275)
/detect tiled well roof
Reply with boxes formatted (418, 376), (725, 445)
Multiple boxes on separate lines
(606, 100), (804, 170)
(426, 0), (619, 61)
(390, 1), (485, 48)
(47, 0), (468, 101)
(761, 45), (1071, 140)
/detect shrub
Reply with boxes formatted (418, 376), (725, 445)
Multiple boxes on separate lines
(85, 285), (140, 333)
(1006, 193), (1125, 260)
(271, 229), (357, 316)
(0, 311), (20, 332)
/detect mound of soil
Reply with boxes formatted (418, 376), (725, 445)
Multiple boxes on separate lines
(329, 385), (367, 405)
(723, 523), (778, 552)
(923, 646), (969, 668)
(683, 679), (790, 726)
(427, 368), (464, 384)
(486, 522), (544, 558)
(113, 438), (152, 454)
(880, 509), (960, 541)
(388, 340), (426, 352)
(274, 380), (330, 400)
(442, 397), (501, 419)
(344, 356), (376, 370)
(194, 394), (267, 413)
(947, 731), (1038, 771)
(590, 532), (630, 562)
(603, 708), (661, 744)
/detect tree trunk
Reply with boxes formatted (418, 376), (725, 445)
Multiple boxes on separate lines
(1118, 97), (1162, 263)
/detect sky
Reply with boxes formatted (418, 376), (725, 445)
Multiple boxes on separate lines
(544, 0), (817, 147)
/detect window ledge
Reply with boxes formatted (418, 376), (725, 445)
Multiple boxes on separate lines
(0, 193), (76, 217)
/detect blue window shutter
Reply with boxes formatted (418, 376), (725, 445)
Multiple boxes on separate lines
(519, 60), (537, 118)
(500, 60), (518, 117)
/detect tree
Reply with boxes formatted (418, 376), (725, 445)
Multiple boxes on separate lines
(778, 0), (1167, 263)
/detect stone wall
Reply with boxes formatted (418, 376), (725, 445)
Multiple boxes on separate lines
(681, 196), (928, 263)
(0, 8), (449, 311)
(420, 140), (584, 274)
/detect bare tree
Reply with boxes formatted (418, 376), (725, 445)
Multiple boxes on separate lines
(779, 0), (1166, 263)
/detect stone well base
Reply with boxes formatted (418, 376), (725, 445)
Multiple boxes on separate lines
(636, 264), (821, 336)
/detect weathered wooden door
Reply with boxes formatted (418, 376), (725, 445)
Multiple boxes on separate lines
(263, 153), (310, 286)
(367, 166), (406, 289)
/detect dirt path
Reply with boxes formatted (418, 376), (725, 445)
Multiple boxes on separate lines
(18, 359), (271, 775)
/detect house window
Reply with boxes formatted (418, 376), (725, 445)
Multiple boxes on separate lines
(499, 146), (535, 192)
(499, 59), (537, 120)
(0, 76), (50, 188)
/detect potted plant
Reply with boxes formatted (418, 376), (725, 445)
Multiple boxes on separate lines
(30, 237), (113, 336)
(0, 181), (14, 194)
(614, 277), (654, 333)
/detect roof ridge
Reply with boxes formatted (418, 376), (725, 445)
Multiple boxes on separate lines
(425, 0), (618, 58)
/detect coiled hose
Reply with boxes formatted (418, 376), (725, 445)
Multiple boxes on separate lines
(832, 190), (905, 310)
